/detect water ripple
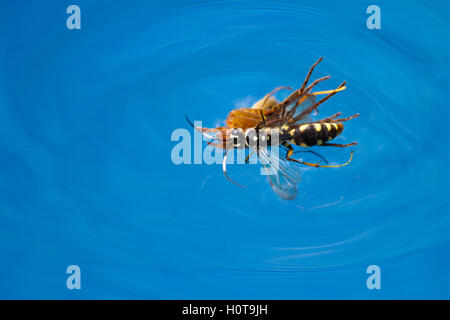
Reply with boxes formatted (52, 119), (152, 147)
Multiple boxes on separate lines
(1, 0), (450, 297)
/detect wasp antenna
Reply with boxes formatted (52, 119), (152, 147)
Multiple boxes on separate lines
(185, 115), (195, 128)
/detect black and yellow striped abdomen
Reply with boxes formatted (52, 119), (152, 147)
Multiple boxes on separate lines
(282, 122), (344, 147)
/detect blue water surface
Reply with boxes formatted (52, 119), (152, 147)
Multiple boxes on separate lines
(1, 0), (450, 299)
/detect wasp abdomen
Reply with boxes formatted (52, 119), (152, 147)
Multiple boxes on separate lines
(283, 122), (344, 147)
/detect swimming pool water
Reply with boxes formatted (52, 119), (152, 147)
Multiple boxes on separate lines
(1, 0), (450, 299)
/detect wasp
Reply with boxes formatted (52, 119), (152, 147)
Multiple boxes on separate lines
(187, 58), (359, 199)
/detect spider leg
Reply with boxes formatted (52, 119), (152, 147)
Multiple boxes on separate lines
(318, 112), (342, 122)
(299, 57), (323, 93)
(303, 76), (331, 94)
(284, 93), (315, 119)
(327, 113), (360, 123)
(291, 81), (347, 123)
(279, 76), (329, 117)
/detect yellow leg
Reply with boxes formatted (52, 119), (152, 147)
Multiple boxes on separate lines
(287, 149), (354, 168)
(245, 151), (255, 163)
(312, 86), (347, 95)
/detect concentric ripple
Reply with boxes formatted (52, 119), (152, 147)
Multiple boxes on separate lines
(1, 0), (449, 298)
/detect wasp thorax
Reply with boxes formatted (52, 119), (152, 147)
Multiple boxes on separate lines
(229, 128), (245, 148)
(244, 129), (271, 148)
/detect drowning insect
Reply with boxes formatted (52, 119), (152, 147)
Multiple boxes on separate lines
(220, 57), (346, 131)
(186, 58), (359, 199)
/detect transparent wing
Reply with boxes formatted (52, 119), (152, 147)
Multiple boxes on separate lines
(251, 95), (278, 110)
(284, 93), (316, 124)
(256, 147), (302, 200)
(262, 93), (317, 129)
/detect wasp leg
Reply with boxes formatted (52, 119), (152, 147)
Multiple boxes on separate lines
(281, 141), (329, 163)
(311, 86), (347, 96)
(245, 150), (255, 163)
(284, 142), (321, 166)
(319, 142), (358, 147)
(284, 142), (354, 168)
(293, 150), (329, 164)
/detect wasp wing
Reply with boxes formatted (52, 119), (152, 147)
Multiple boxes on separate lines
(256, 147), (302, 200)
(283, 93), (316, 125)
